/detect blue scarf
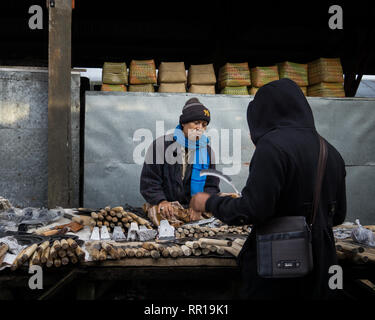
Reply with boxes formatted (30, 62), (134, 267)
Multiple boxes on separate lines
(173, 124), (210, 196)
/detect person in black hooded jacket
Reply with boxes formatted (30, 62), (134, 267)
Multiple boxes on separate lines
(190, 78), (347, 300)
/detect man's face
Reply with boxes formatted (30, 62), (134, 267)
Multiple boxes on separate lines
(182, 120), (208, 141)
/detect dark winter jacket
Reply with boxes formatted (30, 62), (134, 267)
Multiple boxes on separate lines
(205, 78), (347, 300)
(140, 133), (220, 207)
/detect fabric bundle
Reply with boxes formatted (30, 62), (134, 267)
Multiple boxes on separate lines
(157, 62), (187, 93)
(129, 59), (157, 85)
(250, 65), (279, 88)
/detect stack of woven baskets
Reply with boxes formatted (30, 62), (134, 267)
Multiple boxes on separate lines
(157, 62), (187, 93)
(277, 61), (308, 95)
(128, 59), (157, 92)
(101, 62), (128, 92)
(307, 58), (344, 97)
(187, 64), (216, 94)
(219, 62), (251, 95)
(250, 65), (279, 94)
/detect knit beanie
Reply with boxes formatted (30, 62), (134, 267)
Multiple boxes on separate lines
(179, 98), (210, 125)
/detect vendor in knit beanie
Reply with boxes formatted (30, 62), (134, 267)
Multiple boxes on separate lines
(179, 97), (210, 125)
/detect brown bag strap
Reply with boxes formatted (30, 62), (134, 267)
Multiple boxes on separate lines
(310, 135), (328, 226)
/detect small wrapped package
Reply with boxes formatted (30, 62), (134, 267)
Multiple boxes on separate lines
(188, 64), (216, 85)
(102, 62), (128, 85)
(158, 62), (187, 83)
(129, 59), (157, 84)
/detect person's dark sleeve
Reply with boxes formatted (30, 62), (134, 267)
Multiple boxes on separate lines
(140, 140), (167, 205)
(203, 147), (220, 195)
(333, 165), (347, 226)
(205, 140), (287, 225)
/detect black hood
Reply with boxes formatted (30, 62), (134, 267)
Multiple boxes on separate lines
(247, 78), (316, 145)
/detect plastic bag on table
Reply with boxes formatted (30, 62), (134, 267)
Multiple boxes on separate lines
(0, 207), (64, 226)
(351, 219), (375, 247)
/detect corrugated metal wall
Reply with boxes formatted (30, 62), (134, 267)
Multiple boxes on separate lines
(0, 67), (81, 208)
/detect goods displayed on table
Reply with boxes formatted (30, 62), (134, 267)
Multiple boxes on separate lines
(90, 206), (153, 234)
(250, 65), (279, 88)
(188, 85), (215, 94)
(102, 62), (128, 85)
(144, 201), (212, 228)
(187, 64), (216, 86)
(101, 84), (127, 92)
(175, 224), (250, 239)
(218, 62), (251, 95)
(1, 193), (374, 273)
(9, 237), (85, 270)
(129, 59), (157, 85)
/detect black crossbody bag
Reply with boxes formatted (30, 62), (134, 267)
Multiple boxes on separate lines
(256, 135), (328, 278)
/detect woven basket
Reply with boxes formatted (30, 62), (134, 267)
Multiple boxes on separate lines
(220, 86), (249, 95)
(300, 86), (307, 96)
(188, 85), (216, 94)
(101, 84), (127, 92)
(158, 83), (186, 93)
(188, 64), (216, 85)
(129, 60), (157, 85)
(307, 82), (345, 97)
(158, 62), (187, 83)
(218, 62), (251, 89)
(250, 66), (279, 87)
(308, 58), (343, 85)
(249, 86), (259, 95)
(277, 61), (308, 86)
(128, 84), (155, 92)
(102, 62), (128, 85)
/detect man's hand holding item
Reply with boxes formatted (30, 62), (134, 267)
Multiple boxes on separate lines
(190, 192), (211, 213)
(158, 201), (175, 219)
